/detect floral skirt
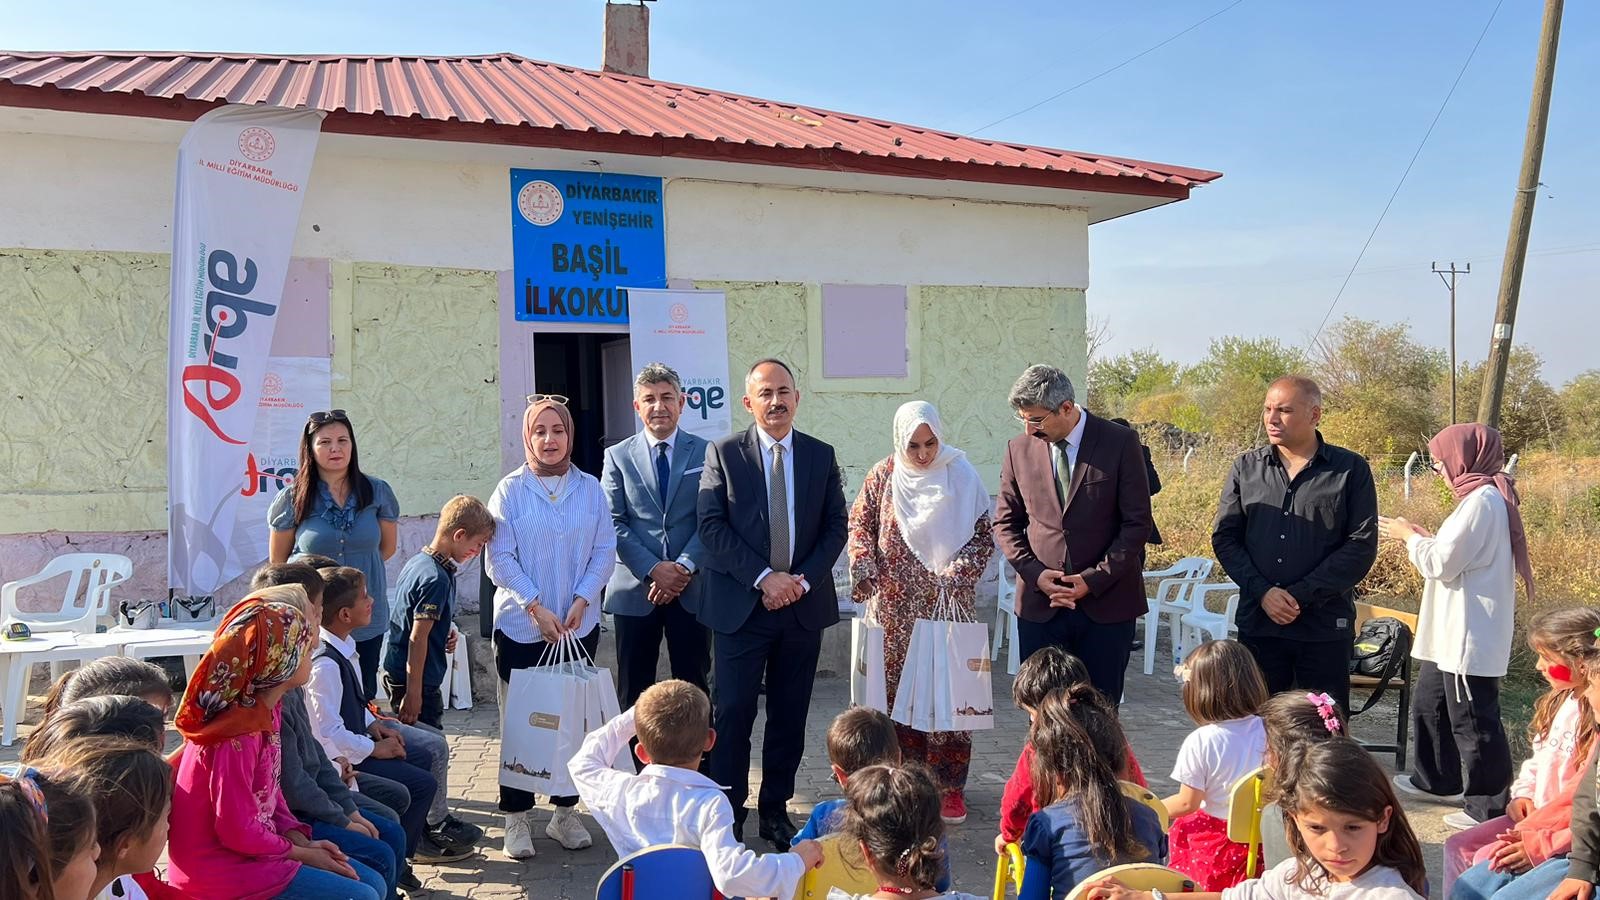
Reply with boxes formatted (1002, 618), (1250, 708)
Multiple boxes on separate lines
(1169, 809), (1261, 891)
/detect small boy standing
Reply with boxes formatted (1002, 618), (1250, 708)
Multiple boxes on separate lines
(569, 680), (822, 899)
(793, 707), (954, 892)
(383, 495), (495, 730)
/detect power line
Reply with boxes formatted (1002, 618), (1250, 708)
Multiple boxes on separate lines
(1306, 0), (1507, 346)
(967, 0), (1247, 137)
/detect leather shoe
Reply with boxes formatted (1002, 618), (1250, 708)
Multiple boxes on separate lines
(758, 812), (797, 850)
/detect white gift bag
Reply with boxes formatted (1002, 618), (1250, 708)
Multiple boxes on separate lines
(850, 604), (889, 713)
(937, 620), (994, 731)
(499, 661), (585, 795)
(891, 618), (936, 731)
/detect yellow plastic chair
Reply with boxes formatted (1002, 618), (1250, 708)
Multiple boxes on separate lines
(793, 833), (878, 899)
(1225, 766), (1272, 878)
(1065, 863), (1196, 900)
(1119, 780), (1170, 833)
(992, 841), (1026, 900)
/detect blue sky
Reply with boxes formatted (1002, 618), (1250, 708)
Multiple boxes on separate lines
(7, 0), (1597, 382)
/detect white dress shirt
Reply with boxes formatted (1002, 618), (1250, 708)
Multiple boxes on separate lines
(753, 427), (801, 588)
(569, 708), (806, 898)
(651, 428), (678, 470)
(486, 465), (617, 644)
(306, 628), (377, 764)
(1051, 407), (1089, 481)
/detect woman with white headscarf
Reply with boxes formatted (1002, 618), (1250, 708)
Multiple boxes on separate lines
(848, 400), (994, 823)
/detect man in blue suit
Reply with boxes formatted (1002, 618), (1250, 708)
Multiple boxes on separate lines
(697, 358), (848, 849)
(601, 362), (713, 713)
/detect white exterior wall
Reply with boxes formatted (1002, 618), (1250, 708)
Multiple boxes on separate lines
(0, 120), (1089, 287)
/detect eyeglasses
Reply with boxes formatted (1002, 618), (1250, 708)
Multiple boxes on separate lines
(1015, 412), (1051, 428)
(306, 409), (349, 432)
(526, 394), (570, 406)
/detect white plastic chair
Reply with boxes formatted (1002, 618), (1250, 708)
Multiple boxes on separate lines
(991, 559), (1022, 676)
(1141, 557), (1214, 675)
(1177, 581), (1241, 661)
(1, 553), (133, 635)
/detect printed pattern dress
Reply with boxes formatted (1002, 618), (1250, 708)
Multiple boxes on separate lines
(848, 457), (993, 793)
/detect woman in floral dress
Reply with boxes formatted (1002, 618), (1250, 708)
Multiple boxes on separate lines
(848, 400), (994, 824)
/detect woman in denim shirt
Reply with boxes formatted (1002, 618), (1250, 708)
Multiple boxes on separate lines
(269, 410), (399, 698)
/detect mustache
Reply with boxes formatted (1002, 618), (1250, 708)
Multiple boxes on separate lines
(765, 405), (790, 415)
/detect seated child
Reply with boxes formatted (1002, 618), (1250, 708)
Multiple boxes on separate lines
(382, 494), (493, 731)
(167, 586), (383, 900)
(999, 646), (1147, 854)
(825, 763), (986, 899)
(1164, 640), (1268, 891)
(1258, 692), (1346, 870)
(42, 655), (174, 722)
(569, 679), (822, 898)
(0, 761), (100, 900)
(1021, 685), (1166, 898)
(1084, 739), (1426, 900)
(254, 561), (412, 895)
(792, 707), (953, 892)
(35, 739), (172, 900)
(307, 567), (447, 866)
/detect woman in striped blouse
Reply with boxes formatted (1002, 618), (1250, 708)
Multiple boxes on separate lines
(485, 395), (617, 861)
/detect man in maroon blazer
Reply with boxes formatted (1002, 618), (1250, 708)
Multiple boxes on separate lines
(995, 364), (1154, 702)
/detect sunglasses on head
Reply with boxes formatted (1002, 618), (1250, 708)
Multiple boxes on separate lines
(526, 394), (570, 406)
(306, 409), (350, 431)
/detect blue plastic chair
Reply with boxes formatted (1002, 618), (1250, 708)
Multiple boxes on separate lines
(595, 844), (727, 900)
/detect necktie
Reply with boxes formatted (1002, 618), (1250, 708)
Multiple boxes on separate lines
(1054, 440), (1073, 507)
(655, 441), (670, 503)
(769, 443), (790, 572)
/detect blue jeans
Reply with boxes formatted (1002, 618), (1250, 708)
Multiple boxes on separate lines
(273, 860), (383, 900)
(357, 746), (437, 857)
(311, 821), (402, 900)
(1460, 857), (1572, 900)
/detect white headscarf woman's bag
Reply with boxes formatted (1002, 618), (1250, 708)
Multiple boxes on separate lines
(889, 401), (992, 573)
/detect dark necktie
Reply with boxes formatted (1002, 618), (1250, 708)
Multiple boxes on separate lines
(1054, 440), (1073, 507)
(769, 444), (790, 572)
(655, 441), (671, 503)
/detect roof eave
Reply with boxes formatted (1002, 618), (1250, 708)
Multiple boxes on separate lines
(0, 82), (1200, 203)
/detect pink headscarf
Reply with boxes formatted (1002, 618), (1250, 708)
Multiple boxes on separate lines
(1427, 423), (1534, 601)
(523, 400), (574, 476)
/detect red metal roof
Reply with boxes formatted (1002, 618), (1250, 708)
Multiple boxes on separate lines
(0, 51), (1220, 198)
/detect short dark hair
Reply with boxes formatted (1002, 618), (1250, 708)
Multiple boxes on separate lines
(746, 357), (795, 382)
(40, 656), (173, 720)
(289, 552), (340, 570)
(319, 566), (366, 627)
(22, 695), (167, 761)
(1013, 645), (1091, 710)
(253, 562), (326, 605)
(826, 707), (900, 774)
(1182, 639), (1269, 724)
(634, 680), (711, 768)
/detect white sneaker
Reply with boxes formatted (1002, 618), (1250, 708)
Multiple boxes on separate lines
(502, 812), (536, 860)
(1392, 774), (1463, 803)
(546, 807), (593, 850)
(1443, 811), (1481, 831)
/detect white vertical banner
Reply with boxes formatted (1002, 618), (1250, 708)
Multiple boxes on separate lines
(167, 104), (324, 595)
(626, 289), (733, 440)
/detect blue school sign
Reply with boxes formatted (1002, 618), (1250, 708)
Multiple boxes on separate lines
(510, 169), (666, 323)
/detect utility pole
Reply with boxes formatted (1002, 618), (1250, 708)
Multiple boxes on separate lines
(1432, 261), (1469, 423)
(1479, 0), (1564, 428)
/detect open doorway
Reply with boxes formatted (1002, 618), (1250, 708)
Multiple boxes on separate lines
(531, 332), (637, 476)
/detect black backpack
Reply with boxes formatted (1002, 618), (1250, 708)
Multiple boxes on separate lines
(1348, 616), (1413, 714)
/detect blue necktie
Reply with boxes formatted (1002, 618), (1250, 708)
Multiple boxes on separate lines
(655, 441), (670, 502)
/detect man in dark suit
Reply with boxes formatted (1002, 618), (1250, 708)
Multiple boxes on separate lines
(996, 364), (1154, 703)
(600, 362), (713, 713)
(697, 358), (848, 849)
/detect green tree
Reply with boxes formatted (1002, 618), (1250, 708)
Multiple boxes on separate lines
(1184, 337), (1307, 448)
(1557, 370), (1600, 454)
(1087, 348), (1181, 417)
(1312, 317), (1447, 459)
(1455, 349), (1564, 453)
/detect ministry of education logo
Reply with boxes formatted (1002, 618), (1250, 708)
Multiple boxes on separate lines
(518, 181), (564, 226)
(238, 126), (275, 161)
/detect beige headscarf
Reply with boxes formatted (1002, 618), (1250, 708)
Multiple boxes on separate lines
(523, 400), (575, 476)
(890, 401), (991, 573)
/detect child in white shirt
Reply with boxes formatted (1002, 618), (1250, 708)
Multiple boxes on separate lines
(1165, 640), (1269, 891)
(570, 679), (822, 898)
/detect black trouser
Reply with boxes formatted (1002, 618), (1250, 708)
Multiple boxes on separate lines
(1240, 634), (1351, 716)
(1409, 660), (1512, 821)
(613, 600), (713, 709)
(709, 603), (823, 825)
(494, 628), (601, 813)
(356, 634), (385, 702)
(1017, 607), (1135, 706)
(382, 673), (445, 732)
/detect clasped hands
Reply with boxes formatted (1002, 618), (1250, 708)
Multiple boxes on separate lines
(759, 571), (808, 610)
(525, 596), (590, 642)
(1036, 569), (1089, 608)
(647, 560), (693, 606)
